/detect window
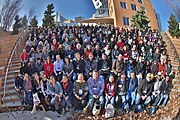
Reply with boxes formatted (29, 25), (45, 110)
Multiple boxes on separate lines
(138, 0), (143, 4)
(131, 4), (137, 11)
(120, 2), (127, 9)
(123, 17), (129, 26)
(141, 6), (146, 14)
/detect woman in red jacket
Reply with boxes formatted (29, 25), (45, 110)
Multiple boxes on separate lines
(105, 75), (117, 107)
(20, 49), (28, 63)
(44, 56), (54, 78)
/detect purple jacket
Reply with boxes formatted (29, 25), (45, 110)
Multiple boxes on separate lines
(87, 76), (105, 96)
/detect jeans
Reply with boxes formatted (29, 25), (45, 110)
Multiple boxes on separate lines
(50, 96), (60, 110)
(126, 91), (136, 107)
(135, 93), (153, 106)
(73, 72), (78, 82)
(157, 93), (169, 107)
(61, 96), (72, 109)
(25, 92), (33, 106)
(86, 94), (104, 111)
(115, 95), (129, 110)
(73, 96), (87, 110)
(16, 90), (24, 101)
(105, 95), (115, 107)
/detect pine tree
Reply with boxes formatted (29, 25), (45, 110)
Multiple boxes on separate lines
(21, 15), (28, 29)
(168, 14), (179, 38)
(131, 10), (150, 29)
(42, 3), (55, 27)
(12, 15), (21, 34)
(30, 15), (38, 27)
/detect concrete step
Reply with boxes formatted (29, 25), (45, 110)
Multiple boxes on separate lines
(1, 101), (22, 107)
(1, 79), (15, 86)
(2, 94), (21, 103)
(0, 89), (17, 96)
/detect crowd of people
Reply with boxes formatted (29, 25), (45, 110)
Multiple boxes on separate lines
(15, 25), (174, 117)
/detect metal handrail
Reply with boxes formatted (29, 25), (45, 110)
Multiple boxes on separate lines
(2, 27), (29, 107)
(164, 32), (180, 63)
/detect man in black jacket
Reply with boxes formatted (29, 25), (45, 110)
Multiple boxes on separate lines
(14, 72), (24, 105)
(135, 73), (154, 106)
(72, 52), (85, 82)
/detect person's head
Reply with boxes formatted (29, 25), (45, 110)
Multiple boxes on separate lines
(56, 54), (61, 61)
(77, 73), (84, 83)
(118, 54), (123, 61)
(146, 73), (152, 82)
(34, 73), (39, 81)
(62, 74), (68, 83)
(21, 62), (25, 67)
(168, 60), (171, 65)
(154, 60), (157, 65)
(23, 49), (26, 53)
(40, 71), (46, 80)
(102, 53), (107, 60)
(30, 47), (34, 51)
(76, 43), (81, 50)
(65, 57), (70, 63)
(129, 58), (134, 64)
(75, 52), (81, 60)
(130, 72), (135, 79)
(120, 73), (126, 80)
(24, 73), (29, 81)
(109, 75), (115, 83)
(15, 72), (18, 77)
(165, 75), (170, 82)
(50, 76), (56, 84)
(157, 72), (162, 79)
(29, 58), (34, 64)
(92, 70), (99, 80)
(46, 56), (51, 63)
(87, 44), (91, 50)
(88, 53), (94, 61)
(67, 45), (71, 50)
(37, 58), (41, 64)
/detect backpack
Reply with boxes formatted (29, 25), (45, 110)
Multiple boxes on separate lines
(92, 100), (101, 116)
(105, 104), (115, 118)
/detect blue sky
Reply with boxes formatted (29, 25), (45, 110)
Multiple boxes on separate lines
(19, 0), (178, 31)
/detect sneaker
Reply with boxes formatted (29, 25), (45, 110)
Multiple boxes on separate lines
(70, 107), (74, 112)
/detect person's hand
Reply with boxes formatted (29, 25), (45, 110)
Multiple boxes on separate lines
(108, 95), (111, 100)
(65, 96), (69, 100)
(93, 95), (98, 99)
(141, 95), (147, 100)
(17, 89), (20, 92)
(45, 96), (48, 99)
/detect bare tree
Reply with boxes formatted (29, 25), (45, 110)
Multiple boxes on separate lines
(27, 7), (36, 24)
(0, 0), (22, 31)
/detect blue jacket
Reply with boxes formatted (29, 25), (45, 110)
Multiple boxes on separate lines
(127, 77), (138, 92)
(48, 82), (63, 96)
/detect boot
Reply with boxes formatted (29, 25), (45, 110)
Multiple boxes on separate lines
(40, 105), (46, 112)
(31, 104), (36, 114)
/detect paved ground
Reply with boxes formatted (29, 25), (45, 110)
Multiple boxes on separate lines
(0, 111), (70, 120)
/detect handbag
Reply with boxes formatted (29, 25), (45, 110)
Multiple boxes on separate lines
(33, 93), (41, 105)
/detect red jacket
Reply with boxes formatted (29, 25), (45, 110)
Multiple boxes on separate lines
(105, 81), (117, 97)
(20, 53), (28, 61)
(158, 63), (166, 76)
(44, 63), (54, 78)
